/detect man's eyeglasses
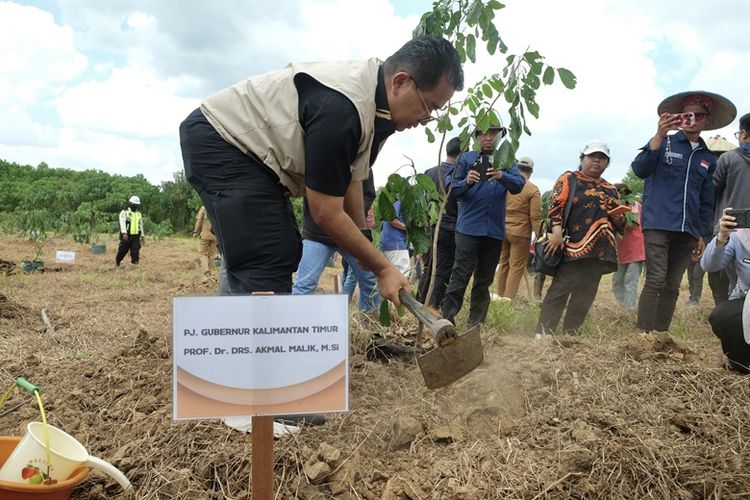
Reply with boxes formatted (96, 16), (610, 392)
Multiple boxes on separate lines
(735, 131), (745, 140)
(411, 77), (439, 126)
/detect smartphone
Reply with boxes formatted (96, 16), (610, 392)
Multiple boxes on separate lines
(471, 154), (490, 181)
(676, 112), (695, 128)
(726, 208), (750, 228)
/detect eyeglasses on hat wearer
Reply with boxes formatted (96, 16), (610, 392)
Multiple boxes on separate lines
(735, 131), (744, 140)
(410, 76), (441, 126)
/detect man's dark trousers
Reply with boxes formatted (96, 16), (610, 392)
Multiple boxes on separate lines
(441, 232), (501, 326)
(116, 234), (141, 265)
(637, 229), (697, 332)
(536, 259), (603, 334)
(418, 225), (455, 309)
(180, 108), (302, 294)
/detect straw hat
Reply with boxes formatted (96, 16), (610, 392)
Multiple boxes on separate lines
(657, 90), (737, 131)
(706, 135), (736, 154)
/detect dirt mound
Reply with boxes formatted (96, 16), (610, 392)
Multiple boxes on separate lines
(0, 293), (32, 320)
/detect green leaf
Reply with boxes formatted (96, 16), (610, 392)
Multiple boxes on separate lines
(466, 0), (482, 25)
(489, 76), (504, 92)
(454, 33), (466, 62)
(376, 191), (396, 222)
(425, 127), (435, 143)
(396, 304), (406, 317)
(495, 31), (508, 53)
(466, 34), (476, 63)
(525, 98), (540, 118)
(542, 66), (555, 85)
(557, 67), (577, 89)
(415, 173), (437, 193)
(379, 300), (391, 327)
(481, 83), (492, 98)
(492, 140), (514, 171)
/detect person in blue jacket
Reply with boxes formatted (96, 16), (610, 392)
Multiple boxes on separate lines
(441, 123), (526, 326)
(632, 90), (736, 332)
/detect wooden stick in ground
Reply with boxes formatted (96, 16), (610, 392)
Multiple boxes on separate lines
(251, 415), (274, 499)
(250, 291), (275, 500)
(41, 308), (55, 333)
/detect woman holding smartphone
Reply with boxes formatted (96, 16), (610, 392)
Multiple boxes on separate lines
(535, 141), (626, 337)
(701, 208), (750, 374)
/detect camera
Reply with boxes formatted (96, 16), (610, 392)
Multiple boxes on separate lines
(726, 208), (750, 229)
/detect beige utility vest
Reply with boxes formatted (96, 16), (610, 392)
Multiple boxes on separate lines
(201, 58), (382, 196)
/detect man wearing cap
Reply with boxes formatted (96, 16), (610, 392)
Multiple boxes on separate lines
(116, 195), (145, 268)
(179, 37), (464, 306)
(193, 206), (218, 276)
(632, 90), (737, 333)
(417, 137), (461, 308)
(712, 113), (750, 302)
(495, 156), (541, 300)
(441, 124), (526, 326)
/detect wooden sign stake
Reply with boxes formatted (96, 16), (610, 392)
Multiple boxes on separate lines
(251, 291), (275, 500)
(251, 415), (273, 499)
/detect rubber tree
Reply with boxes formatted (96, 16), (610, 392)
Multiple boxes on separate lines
(377, 0), (577, 320)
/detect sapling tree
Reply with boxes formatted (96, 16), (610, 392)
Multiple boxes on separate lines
(377, 0), (577, 320)
(17, 209), (58, 267)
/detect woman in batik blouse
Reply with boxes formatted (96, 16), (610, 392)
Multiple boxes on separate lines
(536, 141), (626, 336)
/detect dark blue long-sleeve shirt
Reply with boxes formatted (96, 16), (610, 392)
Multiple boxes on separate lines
(446, 151), (525, 240)
(631, 130), (716, 240)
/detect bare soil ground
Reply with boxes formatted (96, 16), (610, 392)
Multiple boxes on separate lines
(1, 235), (749, 499)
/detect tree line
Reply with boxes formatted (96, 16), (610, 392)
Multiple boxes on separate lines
(0, 159), (204, 241)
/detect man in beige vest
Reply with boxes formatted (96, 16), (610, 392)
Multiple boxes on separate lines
(192, 206), (217, 276)
(179, 37), (463, 305)
(495, 157), (542, 299)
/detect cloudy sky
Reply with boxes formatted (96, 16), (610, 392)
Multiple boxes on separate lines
(2, 0), (748, 193)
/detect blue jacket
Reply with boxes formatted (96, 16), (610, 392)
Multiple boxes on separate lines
(446, 151), (526, 240)
(631, 131), (715, 240)
(379, 200), (407, 251)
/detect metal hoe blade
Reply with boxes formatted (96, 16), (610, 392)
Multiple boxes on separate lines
(417, 325), (483, 389)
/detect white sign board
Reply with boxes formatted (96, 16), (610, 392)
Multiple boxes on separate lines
(172, 294), (349, 420)
(55, 251), (76, 264)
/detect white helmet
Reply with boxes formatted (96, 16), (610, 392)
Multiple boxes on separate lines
(128, 195), (141, 205)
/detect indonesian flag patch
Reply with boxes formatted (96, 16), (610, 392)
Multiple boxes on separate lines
(700, 159), (711, 169)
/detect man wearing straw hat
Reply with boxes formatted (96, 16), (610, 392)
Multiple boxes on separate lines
(632, 90), (737, 333)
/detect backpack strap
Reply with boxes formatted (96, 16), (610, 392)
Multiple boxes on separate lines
(561, 172), (577, 232)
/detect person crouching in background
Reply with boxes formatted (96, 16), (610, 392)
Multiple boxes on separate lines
(701, 208), (750, 374)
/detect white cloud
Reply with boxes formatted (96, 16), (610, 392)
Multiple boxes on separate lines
(0, 0), (747, 193)
(0, 3), (88, 105)
(57, 63), (200, 139)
